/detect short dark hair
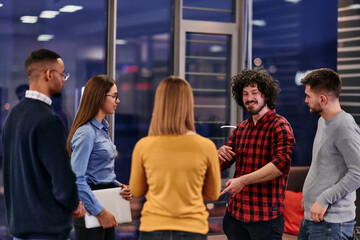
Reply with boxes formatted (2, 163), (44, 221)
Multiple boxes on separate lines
(231, 69), (280, 109)
(24, 49), (61, 76)
(300, 68), (341, 97)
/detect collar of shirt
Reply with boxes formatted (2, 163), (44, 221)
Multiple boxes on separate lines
(25, 90), (52, 106)
(90, 118), (109, 131)
(248, 109), (275, 127)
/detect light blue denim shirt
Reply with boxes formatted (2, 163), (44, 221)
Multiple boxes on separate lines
(70, 118), (120, 216)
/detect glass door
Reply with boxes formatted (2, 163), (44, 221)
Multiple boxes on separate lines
(173, 0), (243, 235)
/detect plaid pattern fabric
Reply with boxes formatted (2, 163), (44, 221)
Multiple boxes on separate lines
(221, 109), (295, 222)
(25, 90), (52, 106)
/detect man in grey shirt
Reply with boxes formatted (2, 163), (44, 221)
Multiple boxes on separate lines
(298, 68), (360, 240)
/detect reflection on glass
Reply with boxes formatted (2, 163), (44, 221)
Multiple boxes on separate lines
(183, 0), (235, 22)
(0, 0), (106, 238)
(185, 33), (231, 148)
(114, 0), (172, 238)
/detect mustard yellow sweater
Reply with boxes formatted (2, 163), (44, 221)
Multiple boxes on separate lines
(129, 134), (221, 234)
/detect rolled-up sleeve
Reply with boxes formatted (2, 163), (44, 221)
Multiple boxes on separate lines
(270, 121), (295, 174)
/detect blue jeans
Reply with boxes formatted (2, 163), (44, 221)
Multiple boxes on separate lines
(297, 218), (355, 240)
(222, 211), (284, 240)
(139, 230), (207, 240)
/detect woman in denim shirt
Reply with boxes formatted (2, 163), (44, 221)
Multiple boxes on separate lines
(67, 75), (132, 240)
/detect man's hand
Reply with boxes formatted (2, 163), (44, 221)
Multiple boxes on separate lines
(218, 145), (236, 163)
(219, 177), (245, 197)
(119, 184), (132, 201)
(310, 200), (327, 222)
(71, 201), (85, 218)
(98, 208), (118, 229)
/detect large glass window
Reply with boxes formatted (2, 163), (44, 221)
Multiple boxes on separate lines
(0, 0), (106, 238)
(185, 32), (231, 165)
(250, 0), (337, 166)
(113, 0), (172, 238)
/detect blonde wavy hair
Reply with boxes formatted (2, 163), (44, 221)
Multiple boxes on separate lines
(148, 76), (195, 136)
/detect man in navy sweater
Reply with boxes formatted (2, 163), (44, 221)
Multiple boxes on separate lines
(2, 49), (85, 240)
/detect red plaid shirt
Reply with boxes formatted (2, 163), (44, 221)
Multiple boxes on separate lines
(221, 109), (295, 222)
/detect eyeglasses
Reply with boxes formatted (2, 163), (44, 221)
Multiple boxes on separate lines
(50, 69), (70, 81)
(105, 93), (119, 101)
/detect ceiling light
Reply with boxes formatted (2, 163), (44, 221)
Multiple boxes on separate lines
(253, 57), (262, 66)
(59, 5), (83, 13)
(252, 19), (266, 27)
(295, 70), (313, 86)
(285, 0), (301, 3)
(0, 3), (3, 7)
(20, 16), (38, 24)
(349, 4), (360, 9)
(39, 10), (59, 19)
(37, 34), (54, 42)
(209, 45), (223, 53)
(116, 39), (127, 45)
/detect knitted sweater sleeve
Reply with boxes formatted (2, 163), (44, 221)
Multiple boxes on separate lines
(36, 115), (79, 212)
(317, 119), (360, 208)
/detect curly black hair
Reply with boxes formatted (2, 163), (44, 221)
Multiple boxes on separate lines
(231, 69), (280, 109)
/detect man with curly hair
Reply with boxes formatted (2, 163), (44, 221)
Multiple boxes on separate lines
(218, 69), (296, 240)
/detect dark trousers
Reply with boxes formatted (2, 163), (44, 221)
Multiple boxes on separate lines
(222, 211), (284, 240)
(73, 217), (115, 240)
(139, 230), (207, 240)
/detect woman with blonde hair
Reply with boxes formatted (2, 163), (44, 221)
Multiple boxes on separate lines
(129, 76), (221, 240)
(67, 75), (131, 240)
